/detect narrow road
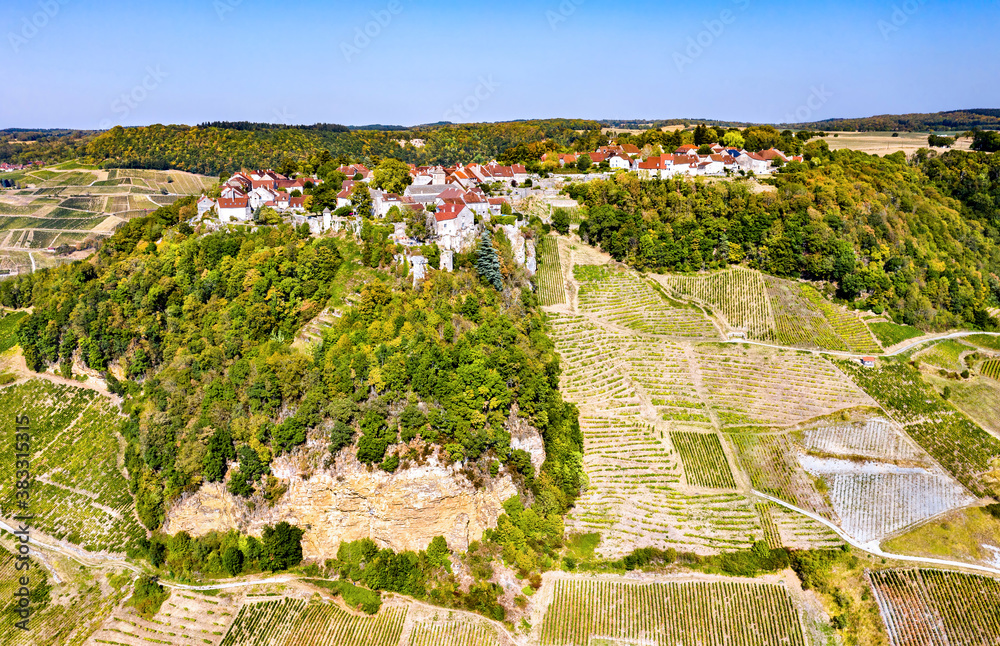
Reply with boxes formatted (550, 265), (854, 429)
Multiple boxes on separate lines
(754, 491), (1000, 578)
(28, 252), (35, 273)
(727, 331), (1000, 359)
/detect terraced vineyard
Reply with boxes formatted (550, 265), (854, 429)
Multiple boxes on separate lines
(696, 345), (874, 427)
(0, 380), (145, 553)
(87, 590), (238, 646)
(575, 265), (717, 337)
(914, 339), (971, 372)
(799, 455), (976, 544)
(728, 433), (835, 520)
(220, 598), (406, 646)
(868, 569), (1000, 646)
(841, 360), (1000, 497)
(540, 579), (807, 646)
(671, 432), (737, 489)
(0, 548), (129, 646)
(548, 313), (762, 554)
(660, 267), (773, 339)
(979, 358), (999, 380)
(655, 268), (881, 352)
(536, 236), (565, 306)
(408, 617), (506, 646)
(801, 418), (924, 462)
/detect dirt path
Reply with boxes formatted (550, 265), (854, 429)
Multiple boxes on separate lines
(755, 490), (1000, 578)
(5, 348), (118, 401)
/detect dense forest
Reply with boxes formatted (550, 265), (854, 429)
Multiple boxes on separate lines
(79, 120), (603, 175)
(794, 109), (1000, 132)
(0, 129), (95, 165)
(0, 199), (582, 537)
(569, 145), (1000, 330)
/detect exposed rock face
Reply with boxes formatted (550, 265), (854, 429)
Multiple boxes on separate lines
(163, 448), (518, 560)
(507, 412), (546, 475)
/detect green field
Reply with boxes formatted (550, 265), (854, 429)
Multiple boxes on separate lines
(0, 311), (26, 352)
(869, 321), (923, 347)
(966, 334), (1000, 351)
(0, 215), (106, 231)
(915, 339), (971, 372)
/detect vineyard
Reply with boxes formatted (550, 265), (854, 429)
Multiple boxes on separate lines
(0, 549), (130, 646)
(548, 313), (763, 555)
(914, 340), (971, 372)
(671, 432), (737, 489)
(965, 334), (1000, 351)
(981, 359), (1000, 380)
(801, 418), (925, 463)
(219, 598), (406, 646)
(536, 235), (565, 306)
(0, 380), (145, 553)
(659, 267), (774, 339)
(868, 569), (1000, 646)
(539, 578), (807, 646)
(728, 433), (835, 518)
(841, 360), (1000, 497)
(696, 345), (875, 427)
(88, 589), (238, 646)
(869, 321), (923, 348)
(407, 616), (507, 646)
(654, 268), (881, 353)
(799, 455), (976, 544)
(574, 265), (718, 337)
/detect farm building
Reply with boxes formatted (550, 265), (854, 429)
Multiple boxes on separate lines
(860, 356), (876, 368)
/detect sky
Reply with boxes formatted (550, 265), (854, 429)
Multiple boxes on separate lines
(1, 0), (998, 129)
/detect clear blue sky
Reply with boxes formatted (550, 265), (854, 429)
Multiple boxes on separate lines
(2, 0), (997, 129)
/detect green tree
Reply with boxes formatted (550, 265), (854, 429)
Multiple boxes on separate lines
(372, 158), (413, 195)
(261, 522), (305, 571)
(552, 209), (570, 235)
(476, 232), (502, 291)
(350, 183), (372, 218)
(576, 154), (593, 172)
(222, 545), (244, 576)
(722, 131), (745, 149)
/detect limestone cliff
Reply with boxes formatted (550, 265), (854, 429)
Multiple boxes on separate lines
(163, 446), (519, 560)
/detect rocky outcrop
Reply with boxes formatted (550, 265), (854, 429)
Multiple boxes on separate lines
(163, 448), (518, 561)
(507, 410), (546, 475)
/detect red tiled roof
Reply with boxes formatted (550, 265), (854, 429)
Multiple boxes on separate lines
(218, 197), (249, 208)
(434, 204), (466, 222)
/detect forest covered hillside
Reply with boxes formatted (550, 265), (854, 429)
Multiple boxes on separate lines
(568, 144), (1000, 330)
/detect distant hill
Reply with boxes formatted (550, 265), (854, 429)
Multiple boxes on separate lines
(787, 109), (1000, 132)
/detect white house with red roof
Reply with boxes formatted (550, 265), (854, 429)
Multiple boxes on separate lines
(218, 196), (251, 223)
(197, 196), (217, 218)
(432, 204), (476, 251)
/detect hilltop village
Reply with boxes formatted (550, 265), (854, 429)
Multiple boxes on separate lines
(192, 141), (796, 281)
